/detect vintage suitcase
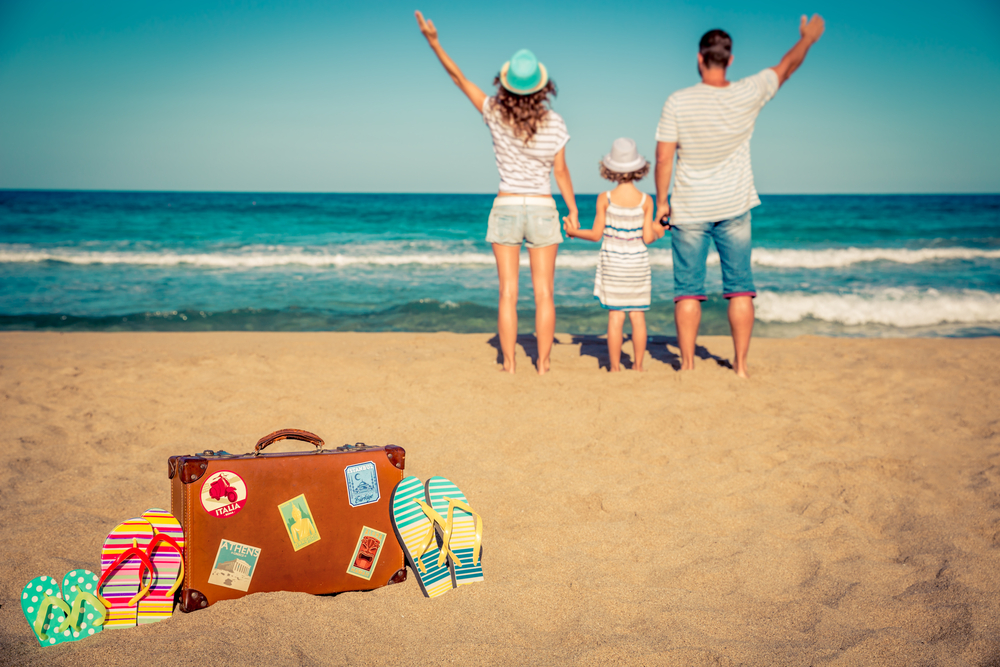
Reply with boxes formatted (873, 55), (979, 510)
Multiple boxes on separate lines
(168, 429), (407, 612)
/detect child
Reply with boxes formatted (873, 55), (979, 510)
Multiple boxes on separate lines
(564, 138), (665, 371)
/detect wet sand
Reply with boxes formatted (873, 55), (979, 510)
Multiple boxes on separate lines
(2, 331), (999, 666)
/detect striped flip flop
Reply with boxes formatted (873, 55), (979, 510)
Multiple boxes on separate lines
(390, 477), (454, 598)
(137, 508), (185, 625)
(97, 517), (154, 629)
(426, 476), (483, 587)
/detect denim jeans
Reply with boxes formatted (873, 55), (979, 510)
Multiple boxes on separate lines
(671, 211), (755, 301)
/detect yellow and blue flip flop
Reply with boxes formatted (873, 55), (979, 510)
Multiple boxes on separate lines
(426, 476), (483, 587)
(390, 477), (454, 598)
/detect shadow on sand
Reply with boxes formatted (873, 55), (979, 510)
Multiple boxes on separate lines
(486, 334), (557, 370)
(568, 335), (733, 372)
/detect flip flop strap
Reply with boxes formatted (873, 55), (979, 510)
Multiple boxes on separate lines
(56, 592), (106, 633)
(96, 545), (154, 608)
(412, 499), (462, 568)
(33, 595), (71, 642)
(444, 497), (483, 566)
(145, 533), (185, 597)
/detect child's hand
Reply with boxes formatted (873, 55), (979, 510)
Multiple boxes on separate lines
(562, 215), (578, 236)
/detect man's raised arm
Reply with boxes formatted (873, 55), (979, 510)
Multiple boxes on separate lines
(771, 14), (825, 87)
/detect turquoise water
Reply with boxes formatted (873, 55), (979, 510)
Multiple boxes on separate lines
(1, 190), (998, 336)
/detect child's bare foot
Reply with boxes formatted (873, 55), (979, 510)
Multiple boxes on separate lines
(500, 358), (515, 374)
(634, 365), (644, 372)
(609, 364), (621, 372)
(734, 363), (749, 379)
(536, 358), (550, 375)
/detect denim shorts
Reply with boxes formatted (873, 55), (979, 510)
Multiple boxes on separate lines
(486, 198), (563, 248)
(671, 210), (755, 302)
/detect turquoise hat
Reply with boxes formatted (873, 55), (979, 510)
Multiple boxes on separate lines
(499, 49), (549, 95)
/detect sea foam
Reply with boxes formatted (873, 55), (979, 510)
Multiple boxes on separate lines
(755, 289), (1000, 327)
(2, 245), (998, 269)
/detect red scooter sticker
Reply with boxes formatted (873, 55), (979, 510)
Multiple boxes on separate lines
(200, 470), (248, 518)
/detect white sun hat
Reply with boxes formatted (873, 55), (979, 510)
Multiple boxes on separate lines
(602, 137), (647, 173)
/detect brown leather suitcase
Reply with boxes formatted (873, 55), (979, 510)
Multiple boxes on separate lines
(168, 429), (407, 612)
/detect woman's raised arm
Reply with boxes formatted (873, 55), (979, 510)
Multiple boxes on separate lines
(415, 11), (487, 112)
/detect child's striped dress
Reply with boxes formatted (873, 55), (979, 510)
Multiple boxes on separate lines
(594, 192), (651, 311)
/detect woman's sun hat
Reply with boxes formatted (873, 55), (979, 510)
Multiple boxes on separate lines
(602, 138), (648, 173)
(499, 49), (549, 95)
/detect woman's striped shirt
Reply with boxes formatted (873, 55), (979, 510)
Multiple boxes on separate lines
(483, 97), (570, 195)
(655, 68), (779, 225)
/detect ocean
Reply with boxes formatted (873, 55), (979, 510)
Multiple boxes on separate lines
(1, 190), (998, 337)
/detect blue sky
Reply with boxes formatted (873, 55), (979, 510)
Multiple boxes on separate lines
(1, 0), (998, 193)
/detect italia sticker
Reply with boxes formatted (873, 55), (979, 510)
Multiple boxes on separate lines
(200, 470), (247, 518)
(344, 461), (380, 507)
(347, 526), (386, 580)
(208, 539), (261, 592)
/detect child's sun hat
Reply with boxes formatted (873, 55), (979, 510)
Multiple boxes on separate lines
(499, 49), (549, 95)
(602, 138), (647, 173)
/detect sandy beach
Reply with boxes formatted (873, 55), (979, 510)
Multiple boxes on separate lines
(2, 331), (999, 665)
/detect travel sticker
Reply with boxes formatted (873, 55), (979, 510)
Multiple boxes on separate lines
(347, 526), (387, 580)
(277, 494), (321, 552)
(208, 539), (261, 592)
(344, 461), (380, 507)
(199, 470), (247, 518)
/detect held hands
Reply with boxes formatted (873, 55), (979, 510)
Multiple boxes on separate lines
(799, 14), (825, 44)
(562, 213), (580, 237)
(655, 203), (671, 230)
(415, 11), (439, 44)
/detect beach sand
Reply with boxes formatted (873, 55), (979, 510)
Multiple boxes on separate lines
(2, 331), (999, 666)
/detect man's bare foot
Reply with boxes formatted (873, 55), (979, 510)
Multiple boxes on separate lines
(609, 364), (621, 372)
(536, 358), (550, 375)
(500, 358), (515, 374)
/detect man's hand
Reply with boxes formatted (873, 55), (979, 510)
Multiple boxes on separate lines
(415, 10), (438, 44)
(799, 14), (825, 44)
(655, 203), (671, 229)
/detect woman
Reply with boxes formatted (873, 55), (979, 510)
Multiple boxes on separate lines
(416, 11), (579, 375)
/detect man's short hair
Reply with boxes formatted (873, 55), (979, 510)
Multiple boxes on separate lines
(699, 29), (732, 69)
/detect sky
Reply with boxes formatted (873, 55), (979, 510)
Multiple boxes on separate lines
(1, 0), (999, 194)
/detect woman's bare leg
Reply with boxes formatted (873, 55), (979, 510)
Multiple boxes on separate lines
(493, 243), (521, 373)
(527, 243), (558, 375)
(607, 310), (626, 372)
(629, 311), (647, 371)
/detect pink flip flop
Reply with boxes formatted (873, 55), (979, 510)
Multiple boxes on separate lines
(97, 518), (154, 629)
(137, 508), (185, 625)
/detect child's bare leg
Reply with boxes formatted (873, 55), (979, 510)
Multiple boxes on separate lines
(607, 310), (626, 372)
(493, 243), (521, 373)
(528, 244), (558, 375)
(629, 311), (647, 371)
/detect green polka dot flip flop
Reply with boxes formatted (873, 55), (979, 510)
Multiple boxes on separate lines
(20, 571), (105, 647)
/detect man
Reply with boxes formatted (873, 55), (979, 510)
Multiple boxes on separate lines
(655, 15), (825, 377)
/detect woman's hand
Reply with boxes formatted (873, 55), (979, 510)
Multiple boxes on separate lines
(415, 11), (438, 44)
(562, 215), (579, 236)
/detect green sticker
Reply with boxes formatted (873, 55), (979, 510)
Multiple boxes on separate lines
(277, 494), (321, 552)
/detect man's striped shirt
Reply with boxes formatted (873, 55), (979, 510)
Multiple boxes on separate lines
(655, 68), (779, 225)
(483, 97), (570, 195)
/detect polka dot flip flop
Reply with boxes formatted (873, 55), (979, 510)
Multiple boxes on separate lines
(20, 571), (105, 647)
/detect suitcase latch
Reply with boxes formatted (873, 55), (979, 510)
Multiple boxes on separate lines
(336, 442), (369, 452)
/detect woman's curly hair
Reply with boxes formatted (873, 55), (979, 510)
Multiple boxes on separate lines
(599, 162), (650, 184)
(491, 76), (557, 143)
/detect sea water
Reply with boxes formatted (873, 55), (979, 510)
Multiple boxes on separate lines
(1, 191), (998, 337)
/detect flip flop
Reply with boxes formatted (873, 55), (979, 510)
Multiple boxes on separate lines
(390, 477), (454, 598)
(137, 508), (185, 625)
(20, 571), (105, 647)
(20, 576), (73, 647)
(426, 476), (484, 587)
(97, 517), (155, 629)
(59, 569), (106, 640)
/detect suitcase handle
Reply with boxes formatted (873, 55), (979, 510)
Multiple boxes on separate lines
(254, 429), (325, 456)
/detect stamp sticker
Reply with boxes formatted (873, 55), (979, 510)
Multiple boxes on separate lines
(344, 461), (380, 507)
(347, 526), (387, 580)
(208, 539), (261, 591)
(200, 470), (247, 518)
(277, 494), (321, 552)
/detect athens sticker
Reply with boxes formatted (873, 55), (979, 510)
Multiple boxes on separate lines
(277, 494), (321, 552)
(347, 526), (387, 580)
(200, 470), (247, 518)
(344, 461), (380, 507)
(208, 539), (261, 592)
